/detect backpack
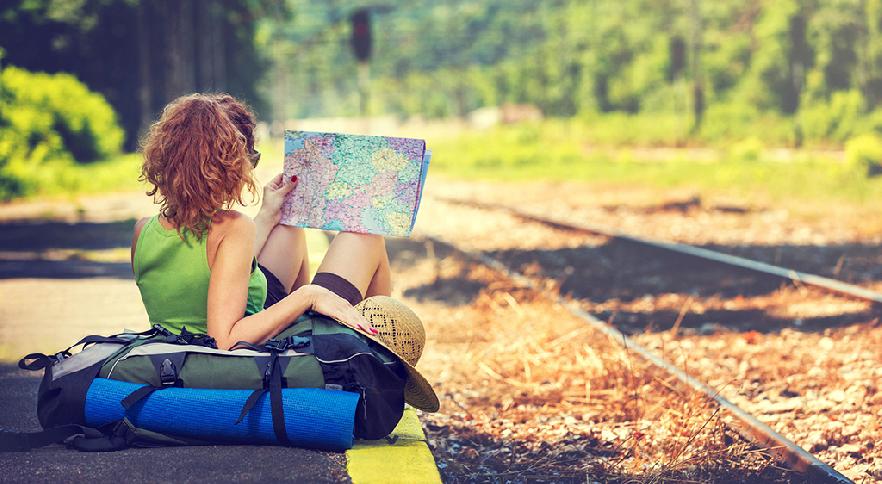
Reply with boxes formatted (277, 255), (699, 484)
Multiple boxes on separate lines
(1, 311), (407, 452)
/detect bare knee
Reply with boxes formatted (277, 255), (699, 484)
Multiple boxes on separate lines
(336, 231), (383, 241)
(277, 224), (306, 238)
(333, 231), (385, 249)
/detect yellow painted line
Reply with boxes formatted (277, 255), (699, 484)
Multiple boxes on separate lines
(346, 407), (442, 484)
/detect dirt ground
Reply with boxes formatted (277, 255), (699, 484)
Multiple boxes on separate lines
(413, 183), (882, 482)
(2, 179), (878, 481)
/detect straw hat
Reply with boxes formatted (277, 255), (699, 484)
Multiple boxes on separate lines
(353, 296), (440, 413)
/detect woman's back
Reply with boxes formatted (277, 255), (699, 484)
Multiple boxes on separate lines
(133, 214), (267, 334)
(131, 93), (374, 351)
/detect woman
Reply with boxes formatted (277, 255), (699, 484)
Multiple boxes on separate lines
(131, 93), (391, 350)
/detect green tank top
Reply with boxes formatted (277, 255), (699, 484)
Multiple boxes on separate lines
(133, 215), (268, 334)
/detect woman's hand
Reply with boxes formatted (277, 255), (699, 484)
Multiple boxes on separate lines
(256, 173), (297, 226)
(296, 284), (378, 335)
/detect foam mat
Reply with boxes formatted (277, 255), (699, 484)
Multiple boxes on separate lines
(85, 378), (358, 450)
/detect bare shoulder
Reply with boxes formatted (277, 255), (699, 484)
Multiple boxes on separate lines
(132, 216), (151, 242)
(134, 216), (151, 229)
(130, 216), (152, 269)
(212, 210), (256, 238)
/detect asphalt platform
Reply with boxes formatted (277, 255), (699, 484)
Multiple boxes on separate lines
(0, 364), (352, 483)
(0, 207), (441, 483)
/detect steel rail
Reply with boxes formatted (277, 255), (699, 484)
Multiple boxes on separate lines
(439, 197), (882, 306)
(421, 234), (851, 483)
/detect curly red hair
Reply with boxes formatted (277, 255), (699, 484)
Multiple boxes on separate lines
(140, 93), (258, 240)
(211, 93), (258, 155)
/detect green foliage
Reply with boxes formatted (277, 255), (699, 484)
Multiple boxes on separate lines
(430, 119), (882, 207)
(12, 153), (143, 199)
(728, 137), (765, 162)
(801, 90), (868, 142)
(1, 66), (123, 162)
(0, 0), (273, 147)
(432, 120), (586, 172)
(264, 0), (882, 146)
(576, 112), (691, 146)
(0, 65), (124, 200)
(806, 0), (864, 96)
(739, 0), (803, 114)
(700, 103), (795, 145)
(845, 134), (882, 174)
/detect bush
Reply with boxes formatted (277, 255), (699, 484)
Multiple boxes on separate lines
(701, 102), (794, 145)
(0, 65), (124, 200)
(845, 134), (882, 176)
(1, 66), (123, 161)
(577, 112), (690, 146)
(728, 137), (765, 162)
(801, 90), (866, 143)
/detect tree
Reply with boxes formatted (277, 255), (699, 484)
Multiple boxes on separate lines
(0, 0), (276, 149)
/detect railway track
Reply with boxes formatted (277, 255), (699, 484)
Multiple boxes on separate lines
(424, 197), (879, 482)
(438, 197), (882, 306)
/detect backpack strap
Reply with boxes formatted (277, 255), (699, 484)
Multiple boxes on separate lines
(0, 418), (200, 453)
(235, 389), (266, 424)
(163, 327), (217, 348)
(0, 424), (105, 451)
(229, 335), (311, 353)
(17, 352), (62, 371)
(17, 324), (173, 372)
(267, 354), (289, 445)
(120, 353), (187, 410)
(67, 325), (171, 354)
(9, 351), (191, 453)
(234, 350), (278, 424)
(66, 421), (136, 452)
(120, 385), (160, 410)
(229, 341), (267, 352)
(234, 351), (292, 445)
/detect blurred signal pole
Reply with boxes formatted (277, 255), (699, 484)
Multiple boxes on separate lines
(689, 0), (704, 135)
(350, 5), (392, 132)
(790, 11), (808, 148)
(351, 8), (372, 119)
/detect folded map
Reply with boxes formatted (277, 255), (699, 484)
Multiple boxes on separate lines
(280, 130), (431, 237)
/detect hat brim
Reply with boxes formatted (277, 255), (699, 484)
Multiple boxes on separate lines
(400, 359), (441, 412)
(331, 302), (441, 413)
(351, 326), (440, 412)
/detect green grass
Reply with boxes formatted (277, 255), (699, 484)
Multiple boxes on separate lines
(428, 119), (882, 210)
(9, 119), (882, 219)
(6, 153), (143, 201)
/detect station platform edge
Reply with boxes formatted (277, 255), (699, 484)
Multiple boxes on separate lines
(346, 407), (442, 484)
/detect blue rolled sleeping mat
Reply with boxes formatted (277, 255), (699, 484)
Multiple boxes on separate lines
(85, 378), (359, 450)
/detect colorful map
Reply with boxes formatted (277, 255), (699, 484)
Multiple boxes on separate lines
(280, 130), (430, 237)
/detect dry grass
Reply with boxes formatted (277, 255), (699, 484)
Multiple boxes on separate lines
(407, 191), (881, 482)
(398, 252), (794, 482)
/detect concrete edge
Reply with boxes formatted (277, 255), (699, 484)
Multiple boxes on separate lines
(346, 407), (442, 484)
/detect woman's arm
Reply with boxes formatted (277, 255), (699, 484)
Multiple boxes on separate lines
(253, 173), (297, 257)
(253, 210), (276, 258)
(207, 214), (370, 350)
(130, 216), (150, 273)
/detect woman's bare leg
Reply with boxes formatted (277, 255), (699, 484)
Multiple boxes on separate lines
(257, 225), (310, 293)
(365, 245), (392, 298)
(315, 232), (392, 299)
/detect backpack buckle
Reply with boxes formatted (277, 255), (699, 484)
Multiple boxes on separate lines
(159, 358), (178, 386)
(262, 360), (274, 387)
(289, 336), (310, 350)
(264, 339), (287, 352)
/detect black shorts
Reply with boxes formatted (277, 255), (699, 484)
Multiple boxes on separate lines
(258, 264), (363, 308)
